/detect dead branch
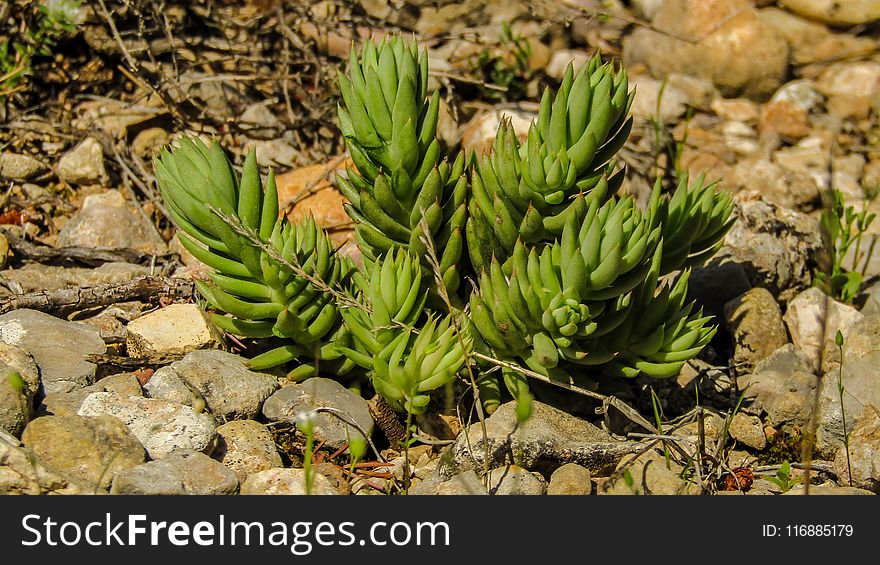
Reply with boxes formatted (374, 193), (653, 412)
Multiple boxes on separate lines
(0, 275), (195, 316)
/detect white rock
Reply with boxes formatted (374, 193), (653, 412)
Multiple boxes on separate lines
(629, 76), (688, 123)
(240, 468), (340, 495)
(77, 392), (217, 459)
(125, 304), (224, 357)
(546, 49), (591, 80)
(771, 80), (824, 112)
(783, 287), (864, 372)
(459, 107), (535, 155)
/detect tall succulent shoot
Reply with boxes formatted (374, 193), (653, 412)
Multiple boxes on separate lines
(467, 58), (634, 274)
(155, 137), (351, 379)
(336, 37), (467, 295)
(465, 57), (735, 409)
(338, 249), (470, 414)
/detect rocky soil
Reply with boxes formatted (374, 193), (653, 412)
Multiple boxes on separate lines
(2, 0), (880, 495)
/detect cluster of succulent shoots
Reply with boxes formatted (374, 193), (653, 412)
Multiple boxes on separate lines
(155, 34), (735, 418)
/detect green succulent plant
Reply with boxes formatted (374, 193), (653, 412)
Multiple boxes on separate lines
(657, 174), (736, 274)
(337, 248), (429, 368)
(153, 35), (736, 420)
(466, 57), (634, 274)
(154, 137), (353, 380)
(335, 36), (467, 296)
(338, 248), (469, 414)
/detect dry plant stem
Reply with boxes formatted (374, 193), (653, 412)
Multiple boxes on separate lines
(471, 351), (657, 433)
(85, 352), (186, 369)
(754, 462), (836, 475)
(801, 290), (833, 495)
(367, 394), (408, 446)
(417, 219), (491, 485)
(94, 0), (140, 72)
(601, 409), (705, 493)
(207, 206), (364, 311)
(837, 340), (853, 486)
(0, 276), (194, 316)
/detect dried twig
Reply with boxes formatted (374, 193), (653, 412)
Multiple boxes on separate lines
(0, 275), (195, 316)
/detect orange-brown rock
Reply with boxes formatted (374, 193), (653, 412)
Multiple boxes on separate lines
(276, 160), (353, 249)
(759, 100), (811, 140)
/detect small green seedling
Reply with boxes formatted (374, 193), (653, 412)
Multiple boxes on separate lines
(767, 461), (802, 493)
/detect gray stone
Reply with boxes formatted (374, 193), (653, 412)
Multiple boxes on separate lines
(728, 412), (767, 450)
(820, 316), (880, 372)
(547, 463), (593, 495)
(0, 309), (106, 395)
(784, 287), (863, 372)
(164, 350), (279, 421)
(57, 136), (107, 186)
(0, 434), (84, 494)
(111, 450), (238, 495)
(0, 363), (31, 437)
(723, 288), (790, 371)
(487, 465), (547, 495)
(0, 343), (39, 436)
(446, 401), (640, 478)
(70, 99), (169, 140)
(21, 414), (145, 490)
(738, 344), (817, 427)
(2, 262), (151, 292)
(57, 189), (167, 255)
(817, 351), (880, 458)
(143, 366), (201, 407)
(728, 159), (820, 212)
(773, 136), (830, 192)
(671, 412), (727, 448)
(857, 280), (880, 320)
(0, 152), (49, 180)
(747, 478), (783, 495)
(41, 373), (143, 417)
(436, 470), (487, 495)
(78, 392), (217, 459)
(833, 406), (880, 492)
(816, 62), (880, 119)
(240, 102), (282, 138)
(262, 378), (372, 450)
(602, 450), (701, 495)
(240, 468), (341, 495)
(213, 420), (283, 483)
(691, 194), (822, 310)
(125, 304), (224, 357)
